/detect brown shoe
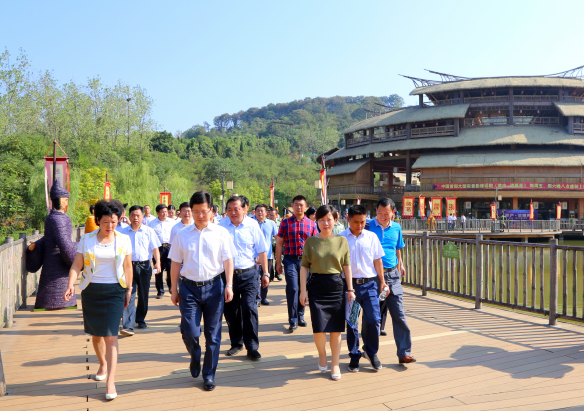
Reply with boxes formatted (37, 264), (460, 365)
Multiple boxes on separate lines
(399, 356), (416, 364)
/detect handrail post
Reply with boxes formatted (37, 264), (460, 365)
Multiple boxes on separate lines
(548, 238), (558, 325)
(475, 234), (483, 309)
(422, 231), (428, 296)
(19, 233), (27, 310)
(0, 350), (6, 396)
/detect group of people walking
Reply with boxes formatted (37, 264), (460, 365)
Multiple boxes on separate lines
(62, 191), (414, 399)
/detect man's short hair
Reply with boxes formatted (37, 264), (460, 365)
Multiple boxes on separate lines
(128, 205), (144, 214)
(168, 204), (176, 211)
(240, 196), (249, 208)
(267, 207), (275, 212)
(226, 196), (246, 209)
(190, 191), (213, 208)
(155, 204), (168, 213)
(348, 204), (367, 219)
(179, 202), (190, 211)
(255, 203), (268, 211)
(212, 204), (219, 213)
(292, 195), (306, 204)
(89, 205), (95, 213)
(376, 198), (396, 210)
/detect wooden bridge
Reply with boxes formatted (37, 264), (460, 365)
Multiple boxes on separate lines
(0, 280), (583, 411)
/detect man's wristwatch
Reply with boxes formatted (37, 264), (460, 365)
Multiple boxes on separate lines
(226, 284), (233, 288)
(262, 273), (270, 278)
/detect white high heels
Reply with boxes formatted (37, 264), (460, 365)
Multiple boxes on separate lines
(318, 363), (328, 373)
(105, 393), (117, 400)
(95, 373), (106, 381)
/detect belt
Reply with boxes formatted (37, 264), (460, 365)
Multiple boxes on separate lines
(285, 255), (303, 260)
(383, 264), (398, 273)
(234, 266), (255, 275)
(132, 260), (149, 265)
(180, 274), (221, 287)
(353, 277), (376, 285)
(160, 243), (170, 248)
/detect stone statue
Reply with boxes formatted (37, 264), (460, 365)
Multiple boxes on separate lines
(26, 180), (78, 309)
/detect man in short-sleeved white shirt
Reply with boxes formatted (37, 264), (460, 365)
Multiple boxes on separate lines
(340, 204), (387, 372)
(149, 204), (177, 296)
(169, 191), (236, 392)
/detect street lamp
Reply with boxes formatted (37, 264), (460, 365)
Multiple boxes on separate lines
(220, 170), (233, 213)
(314, 180), (322, 189)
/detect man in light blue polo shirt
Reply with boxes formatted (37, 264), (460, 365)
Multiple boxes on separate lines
(120, 205), (162, 334)
(366, 198), (416, 364)
(252, 203), (278, 306)
(219, 196), (269, 360)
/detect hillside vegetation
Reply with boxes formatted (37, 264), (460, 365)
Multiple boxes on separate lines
(0, 48), (403, 237)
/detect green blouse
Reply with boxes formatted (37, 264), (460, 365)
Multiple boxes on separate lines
(301, 236), (351, 274)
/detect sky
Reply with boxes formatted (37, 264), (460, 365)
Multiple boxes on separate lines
(2, 0), (583, 133)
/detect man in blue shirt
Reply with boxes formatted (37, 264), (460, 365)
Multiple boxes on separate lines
(219, 196), (269, 360)
(119, 205), (162, 334)
(366, 198), (416, 364)
(252, 203), (278, 306)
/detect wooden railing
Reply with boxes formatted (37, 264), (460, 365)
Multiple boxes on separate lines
(0, 227), (83, 328)
(574, 123), (584, 133)
(372, 129), (407, 142)
(513, 116), (559, 125)
(464, 117), (508, 126)
(328, 185), (404, 195)
(400, 219), (561, 233)
(562, 96), (584, 102)
(346, 135), (369, 147)
(401, 233), (584, 324)
(464, 95), (509, 103)
(410, 125), (454, 138)
(513, 95), (559, 102)
(430, 98), (463, 106)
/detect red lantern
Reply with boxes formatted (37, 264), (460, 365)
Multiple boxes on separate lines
(436, 122), (438, 126)
(480, 110), (482, 114)
(540, 91), (543, 94)
(423, 123), (425, 127)
(520, 110), (522, 113)
(498, 110), (501, 113)
(521, 90), (524, 94)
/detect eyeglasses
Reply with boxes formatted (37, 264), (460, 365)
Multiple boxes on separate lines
(192, 210), (210, 216)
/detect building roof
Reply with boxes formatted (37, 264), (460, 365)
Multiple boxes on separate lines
(410, 77), (584, 96)
(327, 158), (369, 176)
(327, 125), (583, 161)
(343, 104), (470, 134)
(412, 148), (584, 169)
(553, 102), (584, 117)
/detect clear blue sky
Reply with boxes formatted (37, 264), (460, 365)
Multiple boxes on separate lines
(2, 0), (583, 133)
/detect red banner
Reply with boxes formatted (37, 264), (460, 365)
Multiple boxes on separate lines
(44, 157), (70, 213)
(269, 185), (275, 208)
(446, 197), (457, 217)
(431, 197), (442, 218)
(556, 204), (562, 220)
(432, 182), (583, 191)
(402, 197), (414, 217)
(490, 203), (497, 220)
(160, 192), (171, 206)
(529, 202), (534, 220)
(357, 196), (361, 205)
(104, 182), (111, 201)
(320, 169), (327, 205)
(419, 196), (426, 218)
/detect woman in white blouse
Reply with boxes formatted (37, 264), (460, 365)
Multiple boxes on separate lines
(63, 200), (133, 401)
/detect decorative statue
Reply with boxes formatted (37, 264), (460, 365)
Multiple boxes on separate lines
(26, 180), (78, 309)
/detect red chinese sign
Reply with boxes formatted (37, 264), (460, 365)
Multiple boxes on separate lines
(431, 197), (442, 218)
(419, 196), (426, 218)
(432, 182), (583, 191)
(556, 204), (562, 220)
(160, 192), (171, 206)
(402, 197), (414, 217)
(446, 197), (457, 217)
(104, 182), (111, 201)
(529, 202), (534, 221)
(490, 203), (497, 220)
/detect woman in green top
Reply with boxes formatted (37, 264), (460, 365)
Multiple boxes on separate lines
(300, 205), (355, 381)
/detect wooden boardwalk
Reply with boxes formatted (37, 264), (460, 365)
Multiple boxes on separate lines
(0, 280), (583, 411)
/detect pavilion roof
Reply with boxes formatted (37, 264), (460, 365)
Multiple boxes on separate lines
(343, 104), (470, 134)
(553, 102), (584, 117)
(410, 77), (584, 96)
(327, 125), (582, 161)
(412, 148), (583, 169)
(327, 158), (369, 176)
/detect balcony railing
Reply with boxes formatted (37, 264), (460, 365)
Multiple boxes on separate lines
(346, 135), (369, 147)
(513, 116), (559, 125)
(464, 95), (509, 103)
(429, 98), (463, 106)
(464, 117), (509, 127)
(372, 129), (407, 143)
(328, 185), (404, 195)
(574, 123), (584, 133)
(410, 125), (455, 138)
(513, 95), (559, 102)
(562, 96), (584, 102)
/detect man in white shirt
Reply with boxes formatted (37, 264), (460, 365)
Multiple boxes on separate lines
(169, 202), (194, 245)
(219, 196), (269, 360)
(211, 205), (221, 224)
(461, 214), (467, 232)
(143, 205), (156, 226)
(149, 204), (176, 297)
(169, 191), (236, 392)
(340, 204), (387, 372)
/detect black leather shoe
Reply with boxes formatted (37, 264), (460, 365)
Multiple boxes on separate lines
(204, 379), (215, 391)
(247, 349), (261, 360)
(298, 319), (307, 327)
(261, 299), (270, 306)
(380, 330), (387, 336)
(226, 345), (243, 356)
(362, 352), (382, 370)
(190, 355), (201, 378)
(275, 275), (283, 281)
(289, 323), (298, 331)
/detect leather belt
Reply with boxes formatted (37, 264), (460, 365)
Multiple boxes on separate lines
(132, 260), (149, 265)
(161, 243), (170, 248)
(353, 277), (376, 285)
(384, 264), (398, 273)
(285, 255), (303, 260)
(234, 266), (255, 275)
(180, 274), (221, 287)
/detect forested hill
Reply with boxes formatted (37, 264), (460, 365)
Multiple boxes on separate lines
(0, 49), (403, 238)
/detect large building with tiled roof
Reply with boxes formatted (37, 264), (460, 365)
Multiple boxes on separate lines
(324, 68), (584, 219)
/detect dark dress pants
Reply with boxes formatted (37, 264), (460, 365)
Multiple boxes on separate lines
(179, 277), (224, 380)
(154, 245), (171, 295)
(283, 256), (305, 325)
(256, 259), (272, 303)
(380, 268), (412, 359)
(122, 261), (152, 329)
(347, 280), (381, 361)
(223, 268), (259, 350)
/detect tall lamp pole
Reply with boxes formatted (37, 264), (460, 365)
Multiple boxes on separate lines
(220, 170), (233, 213)
(126, 97), (132, 147)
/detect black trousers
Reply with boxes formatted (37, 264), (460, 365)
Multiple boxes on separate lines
(153, 245), (171, 295)
(222, 268), (259, 350)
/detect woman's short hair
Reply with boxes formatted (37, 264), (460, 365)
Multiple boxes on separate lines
(94, 200), (123, 222)
(305, 206), (317, 218)
(315, 205), (337, 221)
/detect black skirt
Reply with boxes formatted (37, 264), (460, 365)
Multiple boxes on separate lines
(307, 273), (346, 333)
(81, 283), (125, 336)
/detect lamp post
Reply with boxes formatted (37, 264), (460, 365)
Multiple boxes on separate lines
(126, 97), (132, 147)
(220, 169), (233, 213)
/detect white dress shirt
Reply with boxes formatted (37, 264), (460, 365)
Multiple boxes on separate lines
(218, 216), (267, 270)
(143, 215), (156, 226)
(119, 224), (161, 261)
(340, 228), (385, 278)
(169, 219), (194, 244)
(169, 223), (236, 281)
(149, 217), (176, 244)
